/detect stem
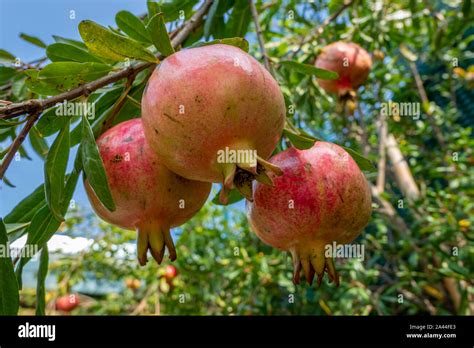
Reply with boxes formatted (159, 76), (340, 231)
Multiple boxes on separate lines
(249, 0), (273, 74)
(0, 111), (41, 180)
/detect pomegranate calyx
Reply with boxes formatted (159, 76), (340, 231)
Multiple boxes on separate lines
(137, 221), (176, 266)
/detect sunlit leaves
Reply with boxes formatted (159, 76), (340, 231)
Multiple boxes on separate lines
(0, 218), (19, 315)
(147, 13), (175, 56)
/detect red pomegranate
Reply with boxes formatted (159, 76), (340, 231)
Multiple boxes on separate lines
(247, 142), (372, 286)
(84, 119), (211, 265)
(142, 44), (286, 203)
(163, 265), (177, 280)
(315, 41), (372, 97)
(56, 294), (80, 312)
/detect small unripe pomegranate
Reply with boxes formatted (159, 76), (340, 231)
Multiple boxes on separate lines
(142, 44), (286, 203)
(84, 119), (211, 265)
(315, 41), (372, 97)
(56, 294), (80, 312)
(247, 142), (372, 286)
(163, 265), (177, 280)
(125, 278), (141, 290)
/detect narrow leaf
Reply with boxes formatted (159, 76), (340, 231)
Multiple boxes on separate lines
(0, 218), (20, 315)
(147, 13), (175, 56)
(81, 116), (116, 211)
(0, 49), (15, 63)
(29, 127), (49, 159)
(116, 11), (151, 43)
(79, 20), (158, 63)
(44, 120), (70, 221)
(52, 35), (87, 50)
(4, 183), (45, 224)
(35, 245), (49, 316)
(46, 43), (103, 63)
(212, 188), (244, 205)
(280, 61), (339, 80)
(204, 0), (220, 39)
(20, 33), (47, 48)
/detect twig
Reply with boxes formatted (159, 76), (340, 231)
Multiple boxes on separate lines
(288, 0), (355, 59)
(249, 0), (272, 74)
(0, 111), (41, 179)
(408, 61), (446, 148)
(0, 0), (213, 120)
(376, 112), (387, 193)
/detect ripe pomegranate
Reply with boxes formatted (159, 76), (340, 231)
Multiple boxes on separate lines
(56, 294), (80, 312)
(314, 41), (372, 97)
(84, 119), (211, 265)
(247, 142), (372, 286)
(142, 44), (286, 203)
(163, 265), (177, 280)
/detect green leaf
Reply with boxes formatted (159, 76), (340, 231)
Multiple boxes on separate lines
(0, 66), (16, 84)
(226, 0), (252, 37)
(161, 0), (198, 22)
(40, 62), (112, 88)
(147, 1), (161, 18)
(35, 245), (49, 316)
(5, 223), (30, 235)
(212, 188), (244, 205)
(280, 61), (339, 80)
(0, 219), (19, 315)
(20, 33), (47, 48)
(462, 0), (471, 19)
(44, 120), (70, 221)
(283, 127), (315, 149)
(81, 116), (116, 211)
(46, 43), (103, 63)
(190, 37), (249, 52)
(0, 49), (15, 63)
(399, 44), (417, 62)
(15, 204), (61, 288)
(4, 183), (45, 224)
(204, 0), (220, 39)
(29, 126), (49, 159)
(116, 11), (151, 43)
(79, 20), (158, 63)
(147, 13), (175, 56)
(35, 107), (69, 137)
(52, 35), (87, 50)
(341, 146), (376, 172)
(0, 118), (26, 129)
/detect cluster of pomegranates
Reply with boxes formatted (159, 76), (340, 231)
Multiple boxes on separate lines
(84, 41), (373, 286)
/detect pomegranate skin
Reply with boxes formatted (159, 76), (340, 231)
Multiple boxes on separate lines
(315, 41), (372, 96)
(84, 119), (211, 265)
(56, 294), (80, 312)
(247, 142), (372, 286)
(142, 44), (286, 203)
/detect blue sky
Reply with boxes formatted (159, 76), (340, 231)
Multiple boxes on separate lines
(0, 0), (149, 216)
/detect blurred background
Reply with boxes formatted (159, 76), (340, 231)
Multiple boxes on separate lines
(1, 0), (473, 315)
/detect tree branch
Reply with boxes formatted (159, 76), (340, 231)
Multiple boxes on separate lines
(0, 111), (41, 180)
(249, 0), (272, 74)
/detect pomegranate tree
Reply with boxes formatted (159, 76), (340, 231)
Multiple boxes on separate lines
(314, 41), (372, 103)
(142, 44), (286, 203)
(84, 119), (211, 265)
(247, 142), (372, 286)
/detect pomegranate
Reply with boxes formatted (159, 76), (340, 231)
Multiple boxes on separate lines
(142, 44), (286, 203)
(84, 119), (211, 265)
(247, 142), (372, 286)
(314, 41), (372, 97)
(56, 294), (80, 312)
(163, 265), (177, 280)
(125, 278), (141, 290)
